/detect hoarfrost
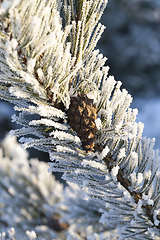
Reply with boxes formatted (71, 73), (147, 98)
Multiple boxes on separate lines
(147, 199), (154, 206)
(6, 39), (18, 54)
(29, 119), (68, 130)
(81, 160), (106, 171)
(137, 173), (144, 185)
(56, 145), (76, 154)
(0, 1), (11, 14)
(111, 165), (119, 181)
(95, 118), (102, 130)
(98, 145), (110, 160)
(117, 148), (126, 160)
(30, 16), (41, 36)
(27, 58), (36, 73)
(51, 130), (81, 143)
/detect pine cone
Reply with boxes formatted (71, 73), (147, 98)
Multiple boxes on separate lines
(67, 94), (97, 152)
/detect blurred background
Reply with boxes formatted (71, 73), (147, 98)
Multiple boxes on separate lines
(0, 0), (160, 161)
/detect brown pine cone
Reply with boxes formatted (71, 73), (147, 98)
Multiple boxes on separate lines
(67, 93), (97, 152)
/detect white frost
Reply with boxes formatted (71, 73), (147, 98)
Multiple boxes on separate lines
(123, 189), (131, 200)
(6, 38), (18, 54)
(0, 1), (11, 14)
(51, 130), (81, 143)
(148, 199), (154, 206)
(31, 16), (41, 36)
(29, 118), (68, 130)
(111, 165), (119, 181)
(154, 210), (160, 226)
(130, 171), (137, 184)
(95, 118), (102, 130)
(82, 160), (106, 171)
(86, 91), (98, 102)
(37, 105), (66, 119)
(130, 151), (138, 162)
(154, 220), (159, 227)
(142, 194), (149, 201)
(137, 173), (143, 185)
(117, 148), (126, 160)
(9, 86), (30, 99)
(27, 58), (36, 73)
(115, 121), (123, 133)
(56, 145), (75, 154)
(98, 145), (110, 160)
(144, 170), (152, 179)
(148, 227), (155, 237)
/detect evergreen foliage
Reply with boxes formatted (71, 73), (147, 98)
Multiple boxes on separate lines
(0, 135), (64, 240)
(0, 0), (160, 239)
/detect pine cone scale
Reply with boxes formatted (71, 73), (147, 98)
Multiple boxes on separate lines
(74, 113), (81, 123)
(81, 116), (90, 125)
(67, 94), (97, 152)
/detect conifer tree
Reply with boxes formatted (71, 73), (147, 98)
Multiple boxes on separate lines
(0, 0), (160, 239)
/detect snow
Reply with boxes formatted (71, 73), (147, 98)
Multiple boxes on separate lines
(111, 165), (119, 181)
(0, 1), (11, 14)
(137, 173), (143, 185)
(142, 194), (149, 201)
(48, 66), (53, 77)
(27, 58), (36, 73)
(148, 227), (155, 237)
(98, 145), (110, 160)
(117, 148), (125, 160)
(154, 210), (160, 226)
(29, 118), (68, 130)
(51, 130), (81, 143)
(154, 220), (159, 226)
(130, 151), (138, 163)
(147, 199), (154, 206)
(31, 16), (41, 35)
(123, 189), (131, 200)
(81, 159), (106, 170)
(95, 118), (102, 130)
(144, 170), (152, 180)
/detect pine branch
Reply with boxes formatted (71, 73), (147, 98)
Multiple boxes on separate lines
(0, 135), (66, 240)
(103, 152), (160, 228)
(0, 0), (160, 239)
